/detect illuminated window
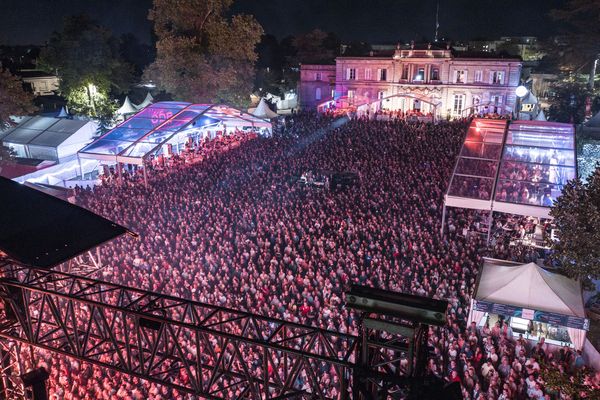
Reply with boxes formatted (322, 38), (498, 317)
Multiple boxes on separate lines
(492, 71), (504, 84)
(453, 94), (465, 115)
(415, 67), (425, 81)
(348, 90), (355, 99)
(431, 68), (440, 81)
(365, 68), (372, 80)
(455, 70), (466, 84)
(315, 87), (322, 100)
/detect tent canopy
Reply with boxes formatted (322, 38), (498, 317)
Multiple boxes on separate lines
(475, 259), (585, 318)
(79, 101), (272, 165)
(117, 96), (138, 115)
(249, 98), (278, 119)
(445, 118), (576, 219)
(1, 117), (93, 148)
(136, 92), (154, 110)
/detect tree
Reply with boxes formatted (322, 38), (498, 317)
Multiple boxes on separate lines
(0, 68), (36, 130)
(39, 15), (132, 119)
(144, 0), (263, 108)
(292, 29), (340, 64)
(547, 165), (600, 283)
(547, 81), (595, 124)
(550, 1), (600, 89)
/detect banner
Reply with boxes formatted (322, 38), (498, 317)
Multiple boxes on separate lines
(473, 300), (589, 331)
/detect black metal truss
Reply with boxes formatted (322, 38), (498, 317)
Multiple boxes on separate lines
(0, 261), (357, 399)
(0, 339), (29, 399)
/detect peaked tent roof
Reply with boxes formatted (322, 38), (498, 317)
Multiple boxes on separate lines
(117, 96), (138, 115)
(475, 259), (585, 318)
(136, 92), (154, 110)
(57, 107), (69, 118)
(249, 98), (278, 119)
(535, 109), (546, 121)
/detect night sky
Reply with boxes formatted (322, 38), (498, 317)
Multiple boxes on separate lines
(0, 0), (566, 45)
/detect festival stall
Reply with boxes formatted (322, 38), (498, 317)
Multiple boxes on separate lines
(468, 258), (589, 350)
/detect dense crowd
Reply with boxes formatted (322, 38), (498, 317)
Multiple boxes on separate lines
(30, 113), (598, 399)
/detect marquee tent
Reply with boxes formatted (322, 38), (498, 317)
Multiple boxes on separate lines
(116, 96), (138, 116)
(248, 98), (278, 119)
(0, 116), (97, 162)
(79, 101), (272, 166)
(444, 118), (576, 222)
(468, 258), (589, 350)
(136, 92), (154, 110)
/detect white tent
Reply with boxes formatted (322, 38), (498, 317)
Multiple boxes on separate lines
(248, 98), (278, 119)
(116, 96), (138, 116)
(535, 109), (546, 121)
(57, 107), (69, 118)
(136, 92), (154, 110)
(469, 258), (588, 349)
(1, 116), (97, 162)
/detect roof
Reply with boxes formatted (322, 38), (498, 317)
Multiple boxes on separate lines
(79, 102), (272, 165)
(117, 96), (138, 115)
(0, 176), (131, 268)
(475, 258), (584, 318)
(445, 119), (576, 219)
(1, 116), (92, 148)
(249, 98), (278, 119)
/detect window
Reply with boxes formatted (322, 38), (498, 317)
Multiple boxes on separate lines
(316, 72), (322, 81)
(453, 94), (465, 115)
(315, 87), (322, 100)
(379, 68), (387, 81)
(331, 89), (335, 98)
(348, 90), (355, 99)
(347, 68), (356, 80)
(378, 91), (385, 100)
(365, 68), (372, 80)
(401, 66), (409, 80)
(455, 70), (466, 84)
(474, 70), (483, 82)
(415, 67), (425, 81)
(431, 68), (440, 81)
(492, 71), (504, 84)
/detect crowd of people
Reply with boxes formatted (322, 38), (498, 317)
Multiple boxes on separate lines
(27, 113), (598, 399)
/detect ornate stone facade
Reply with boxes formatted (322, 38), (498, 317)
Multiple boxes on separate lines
(300, 48), (522, 119)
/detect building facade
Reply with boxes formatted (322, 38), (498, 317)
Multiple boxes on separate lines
(300, 47), (522, 119)
(298, 64), (336, 110)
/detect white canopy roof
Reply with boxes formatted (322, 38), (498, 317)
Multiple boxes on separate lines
(57, 107), (69, 118)
(136, 92), (154, 110)
(535, 109), (546, 121)
(475, 259), (585, 318)
(116, 96), (138, 115)
(249, 98), (278, 119)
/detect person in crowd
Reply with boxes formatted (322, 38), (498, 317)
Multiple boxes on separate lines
(22, 113), (597, 399)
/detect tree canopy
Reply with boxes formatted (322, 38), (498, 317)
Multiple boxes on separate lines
(144, 0), (263, 108)
(292, 29), (340, 64)
(0, 68), (36, 130)
(550, 1), (600, 87)
(548, 165), (600, 283)
(39, 15), (132, 118)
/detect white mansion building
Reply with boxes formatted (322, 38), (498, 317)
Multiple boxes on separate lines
(299, 46), (522, 119)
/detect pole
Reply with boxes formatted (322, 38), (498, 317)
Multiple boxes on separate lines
(440, 204), (447, 236)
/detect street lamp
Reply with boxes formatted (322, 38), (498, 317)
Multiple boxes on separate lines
(515, 85), (528, 120)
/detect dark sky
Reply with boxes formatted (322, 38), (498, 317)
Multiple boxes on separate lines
(0, 0), (566, 45)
